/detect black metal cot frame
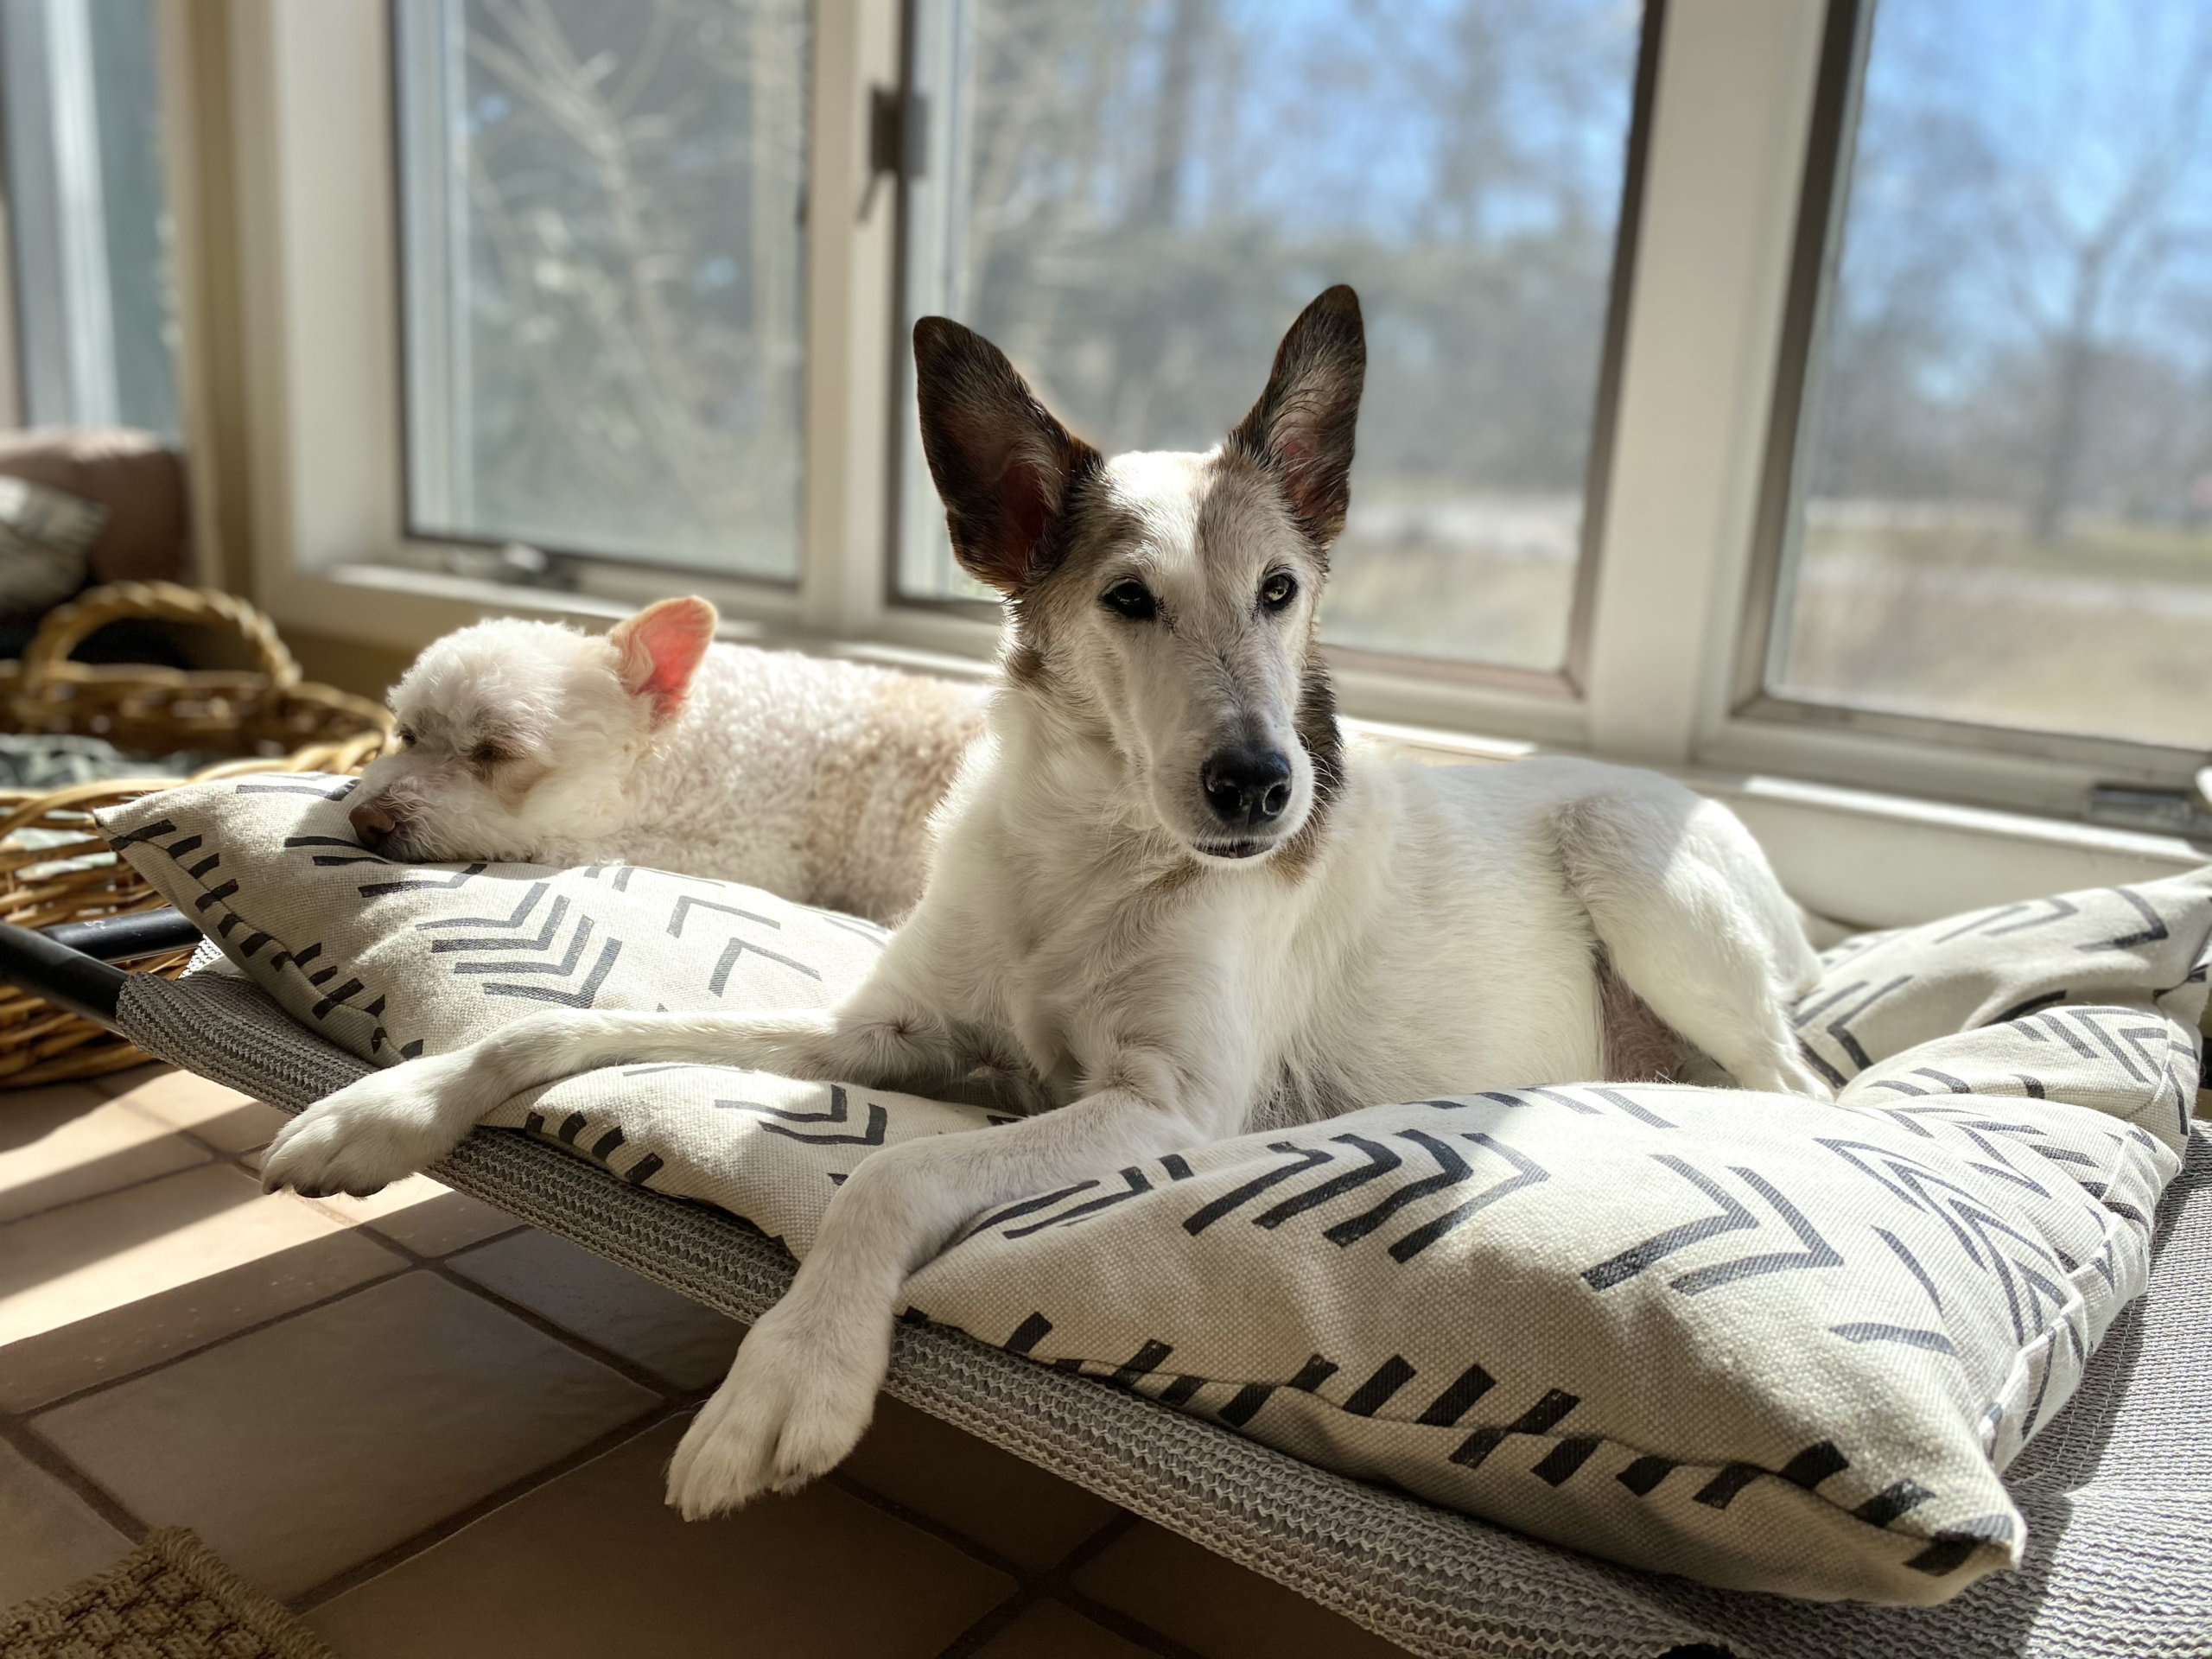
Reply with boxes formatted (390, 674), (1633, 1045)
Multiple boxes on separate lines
(0, 908), (202, 1027)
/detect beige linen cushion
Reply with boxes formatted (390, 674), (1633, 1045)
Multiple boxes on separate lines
(100, 779), (2201, 1604)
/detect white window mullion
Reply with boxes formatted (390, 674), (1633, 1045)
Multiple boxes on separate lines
(1581, 0), (1827, 766)
(797, 0), (902, 641)
(226, 0), (404, 608)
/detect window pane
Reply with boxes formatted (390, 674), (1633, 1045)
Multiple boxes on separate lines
(896, 0), (1643, 671)
(1, 0), (178, 436)
(397, 0), (807, 580)
(1770, 0), (2212, 749)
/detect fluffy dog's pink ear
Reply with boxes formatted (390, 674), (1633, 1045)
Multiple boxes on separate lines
(610, 596), (716, 726)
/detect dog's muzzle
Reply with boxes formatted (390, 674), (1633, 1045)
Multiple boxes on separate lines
(348, 798), (404, 852)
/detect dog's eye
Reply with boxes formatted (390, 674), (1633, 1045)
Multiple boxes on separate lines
(469, 742), (508, 768)
(1259, 572), (1298, 612)
(1101, 580), (1157, 621)
(396, 727), (417, 748)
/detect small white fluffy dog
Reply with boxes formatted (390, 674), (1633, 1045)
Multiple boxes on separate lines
(265, 286), (1830, 1519)
(346, 614), (983, 924)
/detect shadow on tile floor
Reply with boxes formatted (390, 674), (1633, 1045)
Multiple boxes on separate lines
(0, 1066), (1419, 1657)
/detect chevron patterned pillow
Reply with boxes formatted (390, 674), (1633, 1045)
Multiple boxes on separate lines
(99, 772), (888, 1064)
(99, 779), (2205, 1604)
(1802, 876), (2209, 1154)
(902, 1082), (2177, 1604)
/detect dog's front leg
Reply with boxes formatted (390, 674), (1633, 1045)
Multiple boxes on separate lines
(261, 989), (972, 1198)
(666, 1075), (1220, 1517)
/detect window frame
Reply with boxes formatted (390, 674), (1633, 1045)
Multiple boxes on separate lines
(138, 0), (2212, 923)
(1719, 0), (2210, 814)
(386, 0), (821, 592)
(875, 0), (1670, 704)
(0, 155), (18, 429)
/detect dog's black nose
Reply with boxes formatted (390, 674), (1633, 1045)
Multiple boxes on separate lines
(1201, 747), (1294, 828)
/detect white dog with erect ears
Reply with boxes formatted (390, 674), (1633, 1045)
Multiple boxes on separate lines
(345, 605), (983, 924)
(265, 284), (1829, 1519)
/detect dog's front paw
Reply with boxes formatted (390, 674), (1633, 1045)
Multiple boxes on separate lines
(260, 1058), (475, 1198)
(664, 1300), (887, 1519)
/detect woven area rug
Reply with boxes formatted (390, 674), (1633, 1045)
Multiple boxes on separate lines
(0, 1529), (334, 1659)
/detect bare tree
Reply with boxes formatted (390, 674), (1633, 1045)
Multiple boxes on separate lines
(1811, 0), (2212, 538)
(410, 0), (807, 574)
(2018, 19), (2212, 539)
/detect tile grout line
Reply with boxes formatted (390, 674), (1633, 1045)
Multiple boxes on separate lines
(1053, 1586), (1211, 1659)
(416, 1256), (696, 1402)
(18, 1219), (695, 1617)
(0, 1101), (397, 1581)
(282, 1172), (535, 1257)
(6, 1236), (1185, 1656)
(86, 1065), (176, 1102)
(0, 1078), (511, 1233)
(0, 1132), (238, 1230)
(823, 1467), (1038, 1585)
(0, 1413), (149, 1549)
(826, 1445), (1194, 1656)
(925, 1510), (1204, 1659)
(284, 1402), (690, 1614)
(9, 1258), (419, 1421)
(289, 1386), (1067, 1626)
(6, 1192), (536, 1423)
(262, 1202), (735, 1614)
(0, 1101), (398, 1231)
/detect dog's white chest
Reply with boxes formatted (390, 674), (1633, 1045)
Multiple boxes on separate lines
(906, 740), (1779, 1125)
(991, 871), (1172, 1097)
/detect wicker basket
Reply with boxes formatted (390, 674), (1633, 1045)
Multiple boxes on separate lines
(0, 582), (391, 1087)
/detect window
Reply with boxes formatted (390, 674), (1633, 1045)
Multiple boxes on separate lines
(1, 0), (178, 435)
(200, 2), (2212, 872)
(893, 0), (1651, 676)
(394, 0), (809, 581)
(1750, 0), (2212, 754)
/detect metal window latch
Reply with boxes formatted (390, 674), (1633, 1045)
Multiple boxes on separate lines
(861, 86), (925, 219)
(2085, 768), (2212, 839)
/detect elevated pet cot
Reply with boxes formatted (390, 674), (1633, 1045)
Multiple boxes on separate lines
(0, 908), (2203, 1659)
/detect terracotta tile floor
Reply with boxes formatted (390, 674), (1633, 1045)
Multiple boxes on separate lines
(0, 1065), (1414, 1657)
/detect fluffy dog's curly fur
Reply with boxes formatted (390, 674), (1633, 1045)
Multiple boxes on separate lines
(348, 607), (985, 924)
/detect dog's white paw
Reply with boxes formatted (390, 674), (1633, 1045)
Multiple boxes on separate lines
(664, 1300), (886, 1519)
(260, 1059), (474, 1198)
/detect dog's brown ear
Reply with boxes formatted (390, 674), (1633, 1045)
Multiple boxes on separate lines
(610, 596), (716, 727)
(1229, 285), (1365, 550)
(913, 317), (1100, 594)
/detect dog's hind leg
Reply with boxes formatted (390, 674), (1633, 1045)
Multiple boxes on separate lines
(260, 986), (976, 1199)
(666, 1076), (1215, 1518)
(1550, 780), (1831, 1099)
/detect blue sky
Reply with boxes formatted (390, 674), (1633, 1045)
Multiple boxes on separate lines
(1111, 0), (2212, 379)
(1847, 0), (2212, 375)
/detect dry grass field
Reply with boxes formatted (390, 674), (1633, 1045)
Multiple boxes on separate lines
(1319, 491), (2212, 753)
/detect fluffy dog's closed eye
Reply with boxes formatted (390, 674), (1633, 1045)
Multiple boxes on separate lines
(349, 603), (984, 923)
